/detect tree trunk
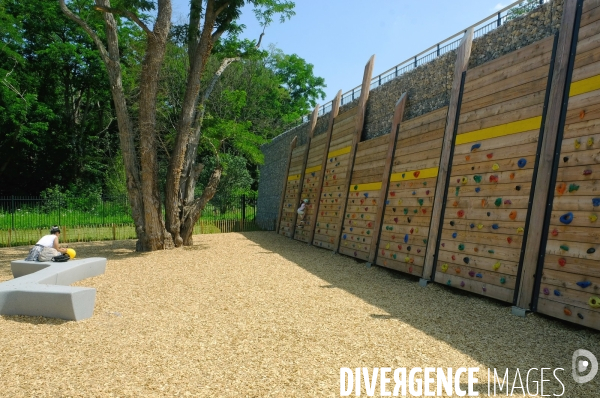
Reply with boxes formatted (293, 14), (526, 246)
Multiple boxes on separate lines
(136, 0), (174, 250)
(180, 166), (222, 245)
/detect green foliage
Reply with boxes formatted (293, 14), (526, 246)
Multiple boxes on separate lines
(506, 0), (543, 20)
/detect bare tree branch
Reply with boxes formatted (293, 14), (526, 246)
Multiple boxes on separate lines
(93, 5), (153, 36)
(1, 57), (28, 106)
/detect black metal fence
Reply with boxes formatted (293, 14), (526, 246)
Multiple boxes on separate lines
(0, 192), (265, 247)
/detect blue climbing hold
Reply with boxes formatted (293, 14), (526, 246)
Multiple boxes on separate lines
(559, 212), (574, 225)
(452, 232), (458, 238)
(475, 187), (481, 193)
(593, 198), (600, 207)
(576, 281), (592, 288)
(343, 234), (347, 239)
(311, 172), (316, 177)
(470, 223), (475, 229)
(492, 224), (499, 230)
(412, 191), (416, 195)
(554, 290), (561, 296)
(476, 273), (483, 278)
(385, 200), (390, 205)
(364, 193), (369, 198)
(471, 143), (481, 152)
(404, 234), (409, 243)
(518, 158), (527, 168)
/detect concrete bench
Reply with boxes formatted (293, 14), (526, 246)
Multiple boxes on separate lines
(0, 258), (107, 321)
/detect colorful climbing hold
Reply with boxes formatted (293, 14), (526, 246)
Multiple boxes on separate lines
(477, 224), (484, 230)
(458, 210), (465, 218)
(475, 187), (481, 193)
(470, 223), (475, 229)
(558, 258), (567, 267)
(464, 257), (470, 264)
(556, 183), (566, 195)
(587, 137), (594, 147)
(486, 153), (493, 159)
(554, 290), (561, 296)
(583, 169), (593, 176)
(593, 198), (600, 207)
(493, 262), (501, 271)
(587, 248), (596, 254)
(455, 187), (460, 196)
(461, 177), (468, 184)
(489, 175), (499, 183)
(471, 143), (481, 152)
(476, 273), (483, 278)
(575, 139), (581, 149)
(473, 175), (482, 183)
(560, 245), (569, 251)
(577, 281), (592, 288)
(468, 270), (475, 277)
(492, 163), (500, 171)
(515, 185), (522, 191)
(404, 234), (409, 243)
(510, 173), (516, 180)
(417, 198), (424, 206)
(488, 250), (495, 254)
(564, 308), (572, 316)
(447, 280), (452, 286)
(452, 232), (458, 239)
(500, 277), (506, 284)
(492, 224), (499, 230)
(543, 288), (550, 295)
(509, 211), (517, 220)
(578, 313), (584, 319)
(413, 171), (421, 178)
(507, 237), (513, 244)
(559, 212), (574, 225)
(517, 227), (524, 233)
(460, 281), (465, 287)
(589, 297), (600, 308)
(450, 221), (455, 226)
(403, 208), (409, 215)
(590, 214), (598, 222)
(458, 244), (465, 251)
(569, 184), (579, 193)
(494, 198), (502, 207)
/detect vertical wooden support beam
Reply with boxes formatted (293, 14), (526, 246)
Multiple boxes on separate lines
(515, 0), (580, 311)
(307, 91), (342, 245)
(276, 136), (298, 232)
(368, 93), (407, 264)
(333, 55), (376, 252)
(422, 28), (473, 281)
(291, 106), (320, 236)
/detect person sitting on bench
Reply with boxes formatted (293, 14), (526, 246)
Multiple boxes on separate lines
(25, 226), (68, 261)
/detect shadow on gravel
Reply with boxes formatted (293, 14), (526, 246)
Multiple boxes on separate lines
(242, 231), (600, 395)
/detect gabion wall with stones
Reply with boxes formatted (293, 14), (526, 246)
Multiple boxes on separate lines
(256, 0), (565, 228)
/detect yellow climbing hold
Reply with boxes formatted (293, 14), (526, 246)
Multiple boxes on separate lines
(575, 139), (581, 149)
(587, 137), (594, 147)
(590, 214), (598, 223)
(385, 243), (390, 250)
(477, 224), (484, 230)
(589, 296), (600, 309)
(461, 177), (468, 184)
(517, 227), (524, 233)
(398, 199), (403, 205)
(492, 163), (500, 171)
(493, 262), (501, 271)
(441, 263), (449, 272)
(415, 228), (419, 233)
(404, 257), (411, 263)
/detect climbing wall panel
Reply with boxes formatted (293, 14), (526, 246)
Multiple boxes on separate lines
(278, 144), (308, 238)
(313, 107), (358, 250)
(294, 133), (328, 242)
(536, 1), (600, 330)
(376, 107), (449, 276)
(434, 36), (555, 302)
(339, 135), (389, 260)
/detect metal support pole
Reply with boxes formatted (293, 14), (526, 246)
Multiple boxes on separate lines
(437, 43), (440, 57)
(497, 12), (501, 27)
(414, 56), (417, 68)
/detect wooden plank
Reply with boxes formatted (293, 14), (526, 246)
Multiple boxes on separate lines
(460, 77), (548, 114)
(368, 93), (407, 264)
(580, 2), (600, 28)
(277, 136), (298, 236)
(333, 55), (375, 253)
(424, 27), (472, 280)
(537, 298), (600, 331)
(457, 104), (544, 135)
(435, 271), (515, 302)
(516, 1), (600, 309)
(399, 107), (449, 131)
(307, 91), (343, 246)
(458, 90), (546, 126)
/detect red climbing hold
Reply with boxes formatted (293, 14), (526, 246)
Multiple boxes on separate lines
(486, 153), (493, 159)
(458, 210), (465, 217)
(556, 183), (566, 195)
(413, 171), (421, 178)
(583, 169), (592, 176)
(452, 255), (456, 260)
(453, 201), (459, 207)
(422, 209), (427, 214)
(390, 192), (396, 197)
(558, 258), (567, 267)
(507, 237), (513, 244)
(551, 229), (559, 237)
(489, 175), (499, 183)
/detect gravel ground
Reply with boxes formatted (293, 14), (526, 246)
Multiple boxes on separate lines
(0, 231), (598, 397)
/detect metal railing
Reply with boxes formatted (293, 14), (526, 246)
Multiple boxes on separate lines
(295, 0), (548, 126)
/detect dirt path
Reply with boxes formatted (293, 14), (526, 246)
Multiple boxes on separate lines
(0, 232), (598, 397)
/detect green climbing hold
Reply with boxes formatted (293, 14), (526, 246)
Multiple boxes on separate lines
(458, 244), (465, 251)
(346, 214), (350, 218)
(560, 245), (569, 251)
(354, 185), (358, 191)
(423, 182), (428, 186)
(367, 230), (371, 235)
(569, 184), (580, 193)
(396, 183), (400, 187)
(361, 214), (364, 219)
(494, 198), (502, 207)
(488, 250), (495, 254)
(417, 199), (424, 206)
(326, 224), (329, 228)
(403, 208), (409, 215)
(423, 239), (428, 244)
(413, 209), (418, 214)
(447, 280), (452, 286)
(500, 277), (506, 284)
(455, 187), (460, 196)
(473, 175), (482, 183)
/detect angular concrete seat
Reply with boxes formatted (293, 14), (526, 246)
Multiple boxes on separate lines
(0, 258), (106, 321)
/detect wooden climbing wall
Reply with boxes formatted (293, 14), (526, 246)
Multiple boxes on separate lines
(294, 133), (328, 242)
(377, 107), (449, 275)
(339, 135), (389, 260)
(313, 107), (358, 250)
(536, 0), (600, 330)
(434, 36), (555, 302)
(278, 144), (308, 238)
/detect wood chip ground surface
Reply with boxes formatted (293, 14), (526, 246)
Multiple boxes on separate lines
(0, 232), (598, 397)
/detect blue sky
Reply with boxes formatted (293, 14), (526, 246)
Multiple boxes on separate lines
(170, 0), (517, 104)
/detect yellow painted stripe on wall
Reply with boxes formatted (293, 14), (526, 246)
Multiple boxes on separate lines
(305, 165), (322, 173)
(350, 182), (382, 192)
(328, 146), (351, 158)
(390, 167), (438, 182)
(455, 116), (542, 145)
(287, 174), (301, 181)
(569, 74), (600, 97)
